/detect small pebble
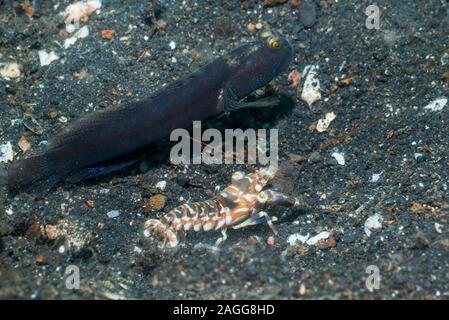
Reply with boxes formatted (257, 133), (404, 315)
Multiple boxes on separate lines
(434, 223), (443, 234)
(328, 237), (337, 248)
(42, 225), (59, 240)
(316, 112), (336, 132)
(441, 71), (449, 83)
(0, 62), (21, 78)
(247, 23), (256, 31)
(107, 210), (121, 218)
(364, 213), (383, 237)
(155, 180), (167, 191)
(371, 173), (381, 183)
(38, 50), (59, 67)
(48, 111), (58, 119)
(100, 29), (115, 40)
(156, 19), (167, 28)
(331, 152), (345, 165)
(291, 0), (300, 9)
(35, 254), (47, 265)
(288, 69), (301, 88)
(26, 224), (40, 238)
(299, 2), (317, 28)
(141, 194), (167, 213)
(86, 200), (95, 208)
(299, 283), (307, 295)
(18, 136), (31, 153)
(175, 173), (190, 187)
(59, 116), (68, 124)
(424, 97), (447, 112)
(415, 231), (429, 249)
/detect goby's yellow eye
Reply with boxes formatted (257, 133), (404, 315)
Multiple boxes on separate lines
(268, 38), (281, 49)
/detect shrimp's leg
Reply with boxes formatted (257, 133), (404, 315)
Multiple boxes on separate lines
(215, 229), (228, 246)
(258, 211), (279, 235)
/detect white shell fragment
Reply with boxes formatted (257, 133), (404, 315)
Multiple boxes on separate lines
(287, 233), (310, 246)
(306, 231), (330, 245)
(64, 37), (77, 48)
(287, 231), (330, 246)
(316, 112), (336, 132)
(64, 26), (90, 48)
(0, 142), (14, 163)
(371, 173), (381, 183)
(424, 97), (447, 112)
(301, 65), (321, 106)
(106, 210), (121, 218)
(0, 63), (21, 78)
(155, 180), (167, 191)
(364, 213), (383, 237)
(38, 50), (59, 66)
(331, 152), (345, 165)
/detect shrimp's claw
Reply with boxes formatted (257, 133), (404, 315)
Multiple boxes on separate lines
(233, 210), (279, 235)
(256, 190), (300, 209)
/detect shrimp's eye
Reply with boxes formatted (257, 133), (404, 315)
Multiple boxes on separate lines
(268, 38), (281, 49)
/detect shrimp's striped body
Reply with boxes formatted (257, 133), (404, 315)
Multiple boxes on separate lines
(143, 166), (300, 248)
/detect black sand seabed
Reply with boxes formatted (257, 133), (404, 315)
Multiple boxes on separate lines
(0, 0), (448, 299)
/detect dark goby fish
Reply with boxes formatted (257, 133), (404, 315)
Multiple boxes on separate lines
(7, 37), (293, 194)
